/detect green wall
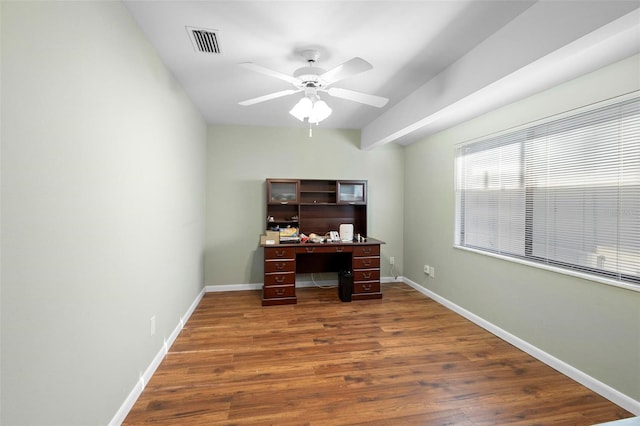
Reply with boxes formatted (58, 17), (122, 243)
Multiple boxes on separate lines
(205, 125), (404, 286)
(403, 54), (640, 403)
(1, 2), (207, 425)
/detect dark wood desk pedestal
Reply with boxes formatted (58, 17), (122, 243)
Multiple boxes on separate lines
(261, 238), (384, 306)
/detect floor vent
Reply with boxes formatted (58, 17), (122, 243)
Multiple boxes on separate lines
(187, 27), (221, 54)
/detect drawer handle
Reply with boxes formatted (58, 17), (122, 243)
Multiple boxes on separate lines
(275, 262), (286, 270)
(335, 247), (344, 253)
(363, 272), (372, 279)
(275, 288), (285, 295)
(363, 284), (372, 291)
(362, 248), (371, 254)
(362, 260), (371, 267)
(275, 250), (286, 257)
(275, 276), (285, 283)
(306, 247), (315, 253)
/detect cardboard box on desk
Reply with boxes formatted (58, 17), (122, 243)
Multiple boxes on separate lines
(260, 230), (280, 245)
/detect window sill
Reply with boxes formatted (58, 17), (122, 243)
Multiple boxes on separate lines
(454, 245), (640, 293)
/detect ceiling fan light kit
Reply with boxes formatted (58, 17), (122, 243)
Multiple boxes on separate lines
(239, 49), (388, 127)
(289, 87), (333, 124)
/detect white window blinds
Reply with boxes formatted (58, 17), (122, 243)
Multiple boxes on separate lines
(455, 95), (640, 286)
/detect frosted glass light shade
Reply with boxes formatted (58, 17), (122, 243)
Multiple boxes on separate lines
(309, 100), (332, 124)
(289, 97), (313, 121)
(289, 96), (332, 123)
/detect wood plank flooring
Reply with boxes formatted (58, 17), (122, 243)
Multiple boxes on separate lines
(123, 283), (633, 425)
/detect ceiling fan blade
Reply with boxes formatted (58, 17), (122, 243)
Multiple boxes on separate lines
(320, 57), (373, 85)
(240, 62), (300, 85)
(239, 89), (301, 106)
(325, 87), (389, 108)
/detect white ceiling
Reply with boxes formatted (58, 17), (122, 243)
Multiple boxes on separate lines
(123, 1), (640, 147)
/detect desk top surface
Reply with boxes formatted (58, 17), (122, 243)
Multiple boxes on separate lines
(261, 237), (385, 248)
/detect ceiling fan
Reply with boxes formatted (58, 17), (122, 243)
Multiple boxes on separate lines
(238, 49), (389, 124)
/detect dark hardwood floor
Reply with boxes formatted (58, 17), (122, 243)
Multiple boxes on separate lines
(123, 283), (633, 425)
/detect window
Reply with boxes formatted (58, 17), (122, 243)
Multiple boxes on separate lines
(455, 95), (640, 287)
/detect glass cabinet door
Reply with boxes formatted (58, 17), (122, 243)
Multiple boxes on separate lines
(267, 179), (299, 204)
(337, 180), (366, 204)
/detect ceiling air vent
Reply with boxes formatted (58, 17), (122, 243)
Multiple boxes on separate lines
(187, 27), (221, 54)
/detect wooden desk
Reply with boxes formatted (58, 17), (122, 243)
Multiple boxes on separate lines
(261, 238), (384, 306)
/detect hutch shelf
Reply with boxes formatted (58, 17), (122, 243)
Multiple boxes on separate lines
(266, 178), (368, 237)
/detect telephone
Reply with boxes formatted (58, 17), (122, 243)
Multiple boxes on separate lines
(327, 231), (340, 242)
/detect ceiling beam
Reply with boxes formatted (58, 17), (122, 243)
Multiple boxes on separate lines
(361, 3), (640, 150)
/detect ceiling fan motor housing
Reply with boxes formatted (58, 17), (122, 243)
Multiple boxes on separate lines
(293, 66), (326, 88)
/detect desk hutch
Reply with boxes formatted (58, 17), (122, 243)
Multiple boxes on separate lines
(261, 178), (383, 306)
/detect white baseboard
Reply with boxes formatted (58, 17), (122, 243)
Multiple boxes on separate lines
(205, 283), (262, 292)
(108, 287), (206, 426)
(401, 277), (640, 416)
(204, 276), (403, 293)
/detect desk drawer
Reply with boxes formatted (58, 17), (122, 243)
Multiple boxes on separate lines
(263, 285), (296, 299)
(264, 272), (295, 286)
(264, 260), (295, 273)
(354, 282), (380, 294)
(353, 245), (380, 257)
(353, 257), (380, 269)
(295, 245), (353, 254)
(353, 269), (380, 282)
(264, 247), (295, 260)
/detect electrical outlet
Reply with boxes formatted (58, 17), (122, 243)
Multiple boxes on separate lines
(424, 265), (430, 274)
(390, 256), (395, 265)
(150, 316), (156, 336)
(429, 266), (435, 278)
